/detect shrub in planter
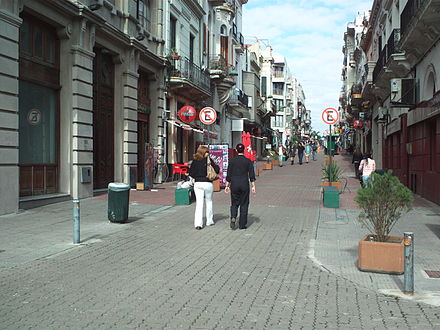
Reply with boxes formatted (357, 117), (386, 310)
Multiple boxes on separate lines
(355, 170), (413, 242)
(355, 170), (413, 273)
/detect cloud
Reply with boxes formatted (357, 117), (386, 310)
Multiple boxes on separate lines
(243, 0), (372, 133)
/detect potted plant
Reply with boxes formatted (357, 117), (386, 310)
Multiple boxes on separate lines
(321, 161), (343, 191)
(263, 153), (273, 170)
(355, 170), (413, 274)
(268, 149), (280, 166)
(168, 48), (180, 60)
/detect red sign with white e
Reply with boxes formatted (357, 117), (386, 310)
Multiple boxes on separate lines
(199, 107), (217, 125)
(321, 107), (339, 125)
(177, 105), (197, 123)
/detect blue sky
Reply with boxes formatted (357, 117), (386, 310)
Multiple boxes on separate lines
(243, 0), (372, 134)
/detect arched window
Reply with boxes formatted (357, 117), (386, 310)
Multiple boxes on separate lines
(424, 66), (437, 100)
(220, 24), (227, 36)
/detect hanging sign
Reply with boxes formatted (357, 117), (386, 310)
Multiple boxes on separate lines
(321, 107), (339, 125)
(199, 107), (217, 125)
(354, 120), (365, 130)
(177, 105), (197, 123)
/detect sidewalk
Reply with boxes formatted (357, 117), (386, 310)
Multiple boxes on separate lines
(312, 153), (440, 306)
(1, 152), (440, 329)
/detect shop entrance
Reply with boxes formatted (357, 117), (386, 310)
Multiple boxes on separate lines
(93, 48), (115, 189)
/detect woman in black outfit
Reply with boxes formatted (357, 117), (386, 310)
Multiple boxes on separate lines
(189, 145), (220, 230)
(224, 144), (256, 230)
(297, 142), (305, 165)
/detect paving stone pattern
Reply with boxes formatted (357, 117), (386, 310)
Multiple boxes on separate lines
(1, 154), (440, 329)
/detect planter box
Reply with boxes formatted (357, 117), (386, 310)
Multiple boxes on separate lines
(358, 235), (404, 274)
(175, 187), (194, 205)
(322, 181), (341, 192)
(263, 163), (273, 170)
(323, 186), (339, 208)
(272, 159), (280, 166)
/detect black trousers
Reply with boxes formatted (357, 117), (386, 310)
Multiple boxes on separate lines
(230, 178), (250, 229)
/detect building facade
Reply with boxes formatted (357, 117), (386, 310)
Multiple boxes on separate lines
(341, 0), (440, 205)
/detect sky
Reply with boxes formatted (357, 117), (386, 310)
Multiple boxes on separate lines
(242, 0), (373, 135)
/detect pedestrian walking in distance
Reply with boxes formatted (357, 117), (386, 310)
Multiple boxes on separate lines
(311, 142), (318, 161)
(304, 142), (312, 163)
(278, 145), (284, 167)
(352, 146), (363, 179)
(289, 146), (297, 165)
(358, 153), (376, 187)
(224, 143), (256, 230)
(189, 145), (220, 230)
(297, 142), (305, 165)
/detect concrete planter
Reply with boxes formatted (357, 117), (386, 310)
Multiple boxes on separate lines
(263, 163), (273, 170)
(358, 235), (404, 274)
(322, 181), (341, 192)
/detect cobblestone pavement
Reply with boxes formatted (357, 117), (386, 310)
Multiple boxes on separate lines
(1, 153), (440, 329)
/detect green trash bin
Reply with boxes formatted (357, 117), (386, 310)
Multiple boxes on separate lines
(108, 182), (130, 222)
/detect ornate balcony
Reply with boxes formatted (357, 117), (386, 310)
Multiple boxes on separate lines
(400, 0), (440, 65)
(168, 57), (211, 99)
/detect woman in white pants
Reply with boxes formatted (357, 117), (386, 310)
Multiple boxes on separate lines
(188, 145), (220, 230)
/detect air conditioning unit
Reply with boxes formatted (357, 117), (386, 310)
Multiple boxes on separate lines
(390, 78), (415, 105)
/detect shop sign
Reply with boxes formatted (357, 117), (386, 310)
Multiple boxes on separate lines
(209, 145), (228, 184)
(178, 105), (197, 123)
(354, 120), (364, 130)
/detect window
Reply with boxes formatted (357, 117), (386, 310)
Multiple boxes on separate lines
(274, 66), (284, 78)
(273, 82), (284, 95)
(136, 0), (150, 31)
(189, 34), (195, 63)
(271, 115), (283, 127)
(274, 99), (284, 112)
(220, 24), (227, 36)
(19, 15), (57, 65)
(261, 77), (267, 97)
(170, 16), (177, 49)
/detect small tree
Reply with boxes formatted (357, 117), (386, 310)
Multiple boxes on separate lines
(355, 171), (413, 242)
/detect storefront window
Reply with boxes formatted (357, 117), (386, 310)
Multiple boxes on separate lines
(19, 81), (57, 164)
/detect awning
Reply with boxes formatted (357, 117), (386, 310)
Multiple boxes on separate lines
(166, 119), (217, 138)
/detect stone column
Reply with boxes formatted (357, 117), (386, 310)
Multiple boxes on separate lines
(0, 1), (21, 214)
(68, 20), (95, 199)
(119, 49), (139, 185)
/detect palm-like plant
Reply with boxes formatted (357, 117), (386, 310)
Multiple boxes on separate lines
(322, 162), (343, 182)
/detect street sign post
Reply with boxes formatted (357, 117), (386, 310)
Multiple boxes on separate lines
(199, 107), (217, 145)
(321, 107), (340, 186)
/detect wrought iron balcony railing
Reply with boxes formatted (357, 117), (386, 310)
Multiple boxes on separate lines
(387, 29), (402, 59)
(372, 45), (387, 83)
(169, 57), (210, 91)
(230, 89), (249, 108)
(401, 0), (422, 37)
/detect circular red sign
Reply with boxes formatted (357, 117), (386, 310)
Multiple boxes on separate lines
(177, 105), (197, 123)
(199, 107), (217, 125)
(353, 120), (365, 130)
(321, 107), (339, 125)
